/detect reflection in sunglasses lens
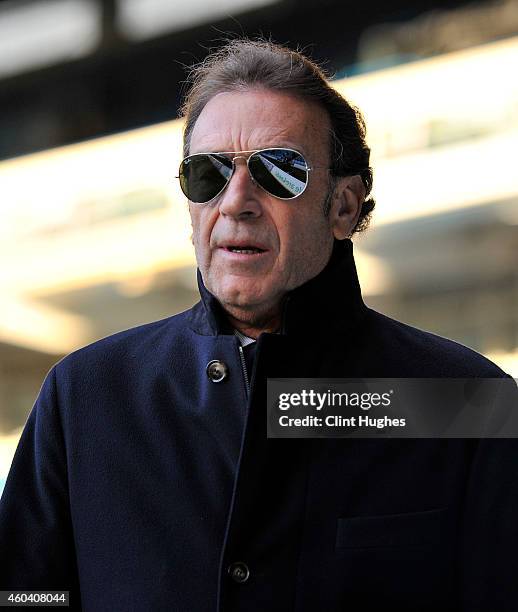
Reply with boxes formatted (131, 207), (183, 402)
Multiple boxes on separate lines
(249, 149), (308, 198)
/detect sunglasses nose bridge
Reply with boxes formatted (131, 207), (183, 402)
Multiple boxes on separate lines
(229, 154), (259, 188)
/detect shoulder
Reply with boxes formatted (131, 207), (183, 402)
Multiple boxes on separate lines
(363, 308), (508, 377)
(53, 307), (196, 380)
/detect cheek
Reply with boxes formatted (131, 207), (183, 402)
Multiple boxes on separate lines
(278, 209), (323, 252)
(279, 210), (332, 275)
(190, 208), (212, 246)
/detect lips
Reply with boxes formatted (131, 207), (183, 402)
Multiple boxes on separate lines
(219, 241), (269, 254)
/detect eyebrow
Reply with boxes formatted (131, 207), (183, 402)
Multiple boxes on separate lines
(189, 144), (309, 157)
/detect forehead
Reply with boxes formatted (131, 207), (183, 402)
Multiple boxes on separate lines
(189, 89), (331, 157)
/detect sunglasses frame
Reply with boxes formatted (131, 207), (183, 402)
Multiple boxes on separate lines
(178, 147), (326, 204)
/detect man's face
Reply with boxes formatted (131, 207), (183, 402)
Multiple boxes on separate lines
(188, 89), (339, 318)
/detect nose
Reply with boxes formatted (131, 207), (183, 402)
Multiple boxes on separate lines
(217, 158), (263, 220)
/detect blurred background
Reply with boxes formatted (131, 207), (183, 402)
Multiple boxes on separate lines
(1, 0), (517, 496)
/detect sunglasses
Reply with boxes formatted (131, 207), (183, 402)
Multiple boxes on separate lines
(178, 147), (323, 204)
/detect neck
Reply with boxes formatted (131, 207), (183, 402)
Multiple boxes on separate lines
(223, 303), (282, 339)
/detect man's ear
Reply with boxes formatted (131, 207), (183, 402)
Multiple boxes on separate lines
(329, 175), (366, 240)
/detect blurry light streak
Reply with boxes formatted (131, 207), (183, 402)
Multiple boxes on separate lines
(0, 213), (195, 296)
(337, 36), (518, 158)
(0, 0), (100, 78)
(0, 295), (93, 354)
(117, 0), (280, 40)
(0, 428), (23, 494)
(486, 351), (518, 378)
(0, 120), (187, 243)
(372, 128), (518, 226)
(353, 248), (393, 296)
(0, 120), (194, 302)
(338, 35), (518, 125)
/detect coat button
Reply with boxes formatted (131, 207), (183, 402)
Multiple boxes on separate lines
(206, 360), (229, 383)
(227, 561), (250, 583)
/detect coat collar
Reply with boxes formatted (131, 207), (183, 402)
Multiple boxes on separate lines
(187, 238), (367, 338)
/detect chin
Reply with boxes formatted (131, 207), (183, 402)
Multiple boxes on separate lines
(216, 279), (277, 311)
(221, 288), (264, 309)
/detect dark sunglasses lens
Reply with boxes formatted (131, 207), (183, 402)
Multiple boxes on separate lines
(249, 149), (308, 198)
(179, 154), (233, 203)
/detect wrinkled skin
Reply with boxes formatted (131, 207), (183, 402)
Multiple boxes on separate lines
(188, 89), (364, 337)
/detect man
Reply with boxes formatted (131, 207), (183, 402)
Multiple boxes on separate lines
(1, 39), (517, 611)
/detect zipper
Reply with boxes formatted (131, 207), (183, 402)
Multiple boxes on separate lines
(238, 344), (250, 396)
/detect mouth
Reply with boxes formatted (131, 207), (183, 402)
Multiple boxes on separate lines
(224, 246), (266, 254)
(220, 242), (268, 255)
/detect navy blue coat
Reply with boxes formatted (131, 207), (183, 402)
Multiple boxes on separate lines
(1, 239), (517, 611)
